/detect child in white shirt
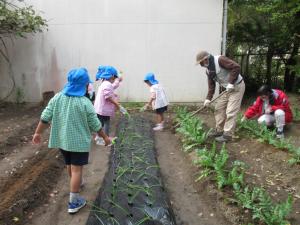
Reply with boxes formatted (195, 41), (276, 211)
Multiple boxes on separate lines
(143, 73), (169, 131)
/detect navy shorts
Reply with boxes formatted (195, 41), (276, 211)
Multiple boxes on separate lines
(60, 149), (89, 166)
(155, 106), (168, 114)
(97, 114), (110, 127)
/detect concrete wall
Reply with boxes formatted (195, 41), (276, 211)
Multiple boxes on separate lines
(0, 0), (223, 102)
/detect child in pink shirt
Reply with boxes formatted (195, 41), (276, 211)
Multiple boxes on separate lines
(94, 66), (121, 145)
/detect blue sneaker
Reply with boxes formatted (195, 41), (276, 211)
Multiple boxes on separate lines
(68, 197), (87, 214)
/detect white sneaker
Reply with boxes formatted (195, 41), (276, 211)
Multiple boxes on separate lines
(276, 130), (284, 139)
(153, 124), (164, 131)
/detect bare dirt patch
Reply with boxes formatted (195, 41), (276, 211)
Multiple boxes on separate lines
(0, 103), (42, 160)
(0, 148), (63, 225)
(0, 103), (64, 225)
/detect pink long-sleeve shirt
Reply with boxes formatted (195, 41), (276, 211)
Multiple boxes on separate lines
(94, 79), (120, 117)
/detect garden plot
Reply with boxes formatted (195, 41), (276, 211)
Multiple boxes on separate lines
(173, 106), (300, 224)
(0, 103), (64, 225)
(1, 101), (300, 225)
(0, 103), (42, 160)
(87, 116), (176, 225)
(0, 103), (112, 225)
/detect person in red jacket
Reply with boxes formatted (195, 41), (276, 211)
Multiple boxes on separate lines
(242, 85), (293, 138)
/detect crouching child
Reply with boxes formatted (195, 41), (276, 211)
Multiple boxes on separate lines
(242, 85), (293, 139)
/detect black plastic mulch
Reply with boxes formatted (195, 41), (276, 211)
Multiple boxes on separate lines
(86, 116), (176, 225)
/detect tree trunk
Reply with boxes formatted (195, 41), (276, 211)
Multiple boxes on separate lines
(295, 77), (300, 93)
(284, 67), (290, 91)
(266, 48), (274, 85)
(245, 49), (251, 77)
(240, 54), (245, 75)
(284, 42), (299, 91)
(274, 59), (280, 87)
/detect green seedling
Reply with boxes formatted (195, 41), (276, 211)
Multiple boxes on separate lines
(127, 190), (141, 206)
(134, 216), (151, 225)
(239, 118), (300, 165)
(89, 203), (110, 216)
(176, 112), (209, 152)
(195, 168), (212, 182)
(108, 200), (130, 216)
(233, 185), (253, 209)
(194, 143), (217, 168)
(233, 185), (293, 225)
(221, 160), (246, 189)
(251, 188), (293, 225)
(115, 166), (130, 182)
(139, 105), (147, 112)
(95, 214), (121, 225)
(194, 143), (217, 181)
(111, 137), (118, 145)
(96, 116), (175, 224)
(288, 147), (300, 165)
(292, 107), (300, 122)
(214, 144), (229, 189)
(120, 105), (131, 118)
(176, 110), (294, 224)
(90, 204), (121, 225)
(121, 102), (144, 109)
(174, 106), (189, 123)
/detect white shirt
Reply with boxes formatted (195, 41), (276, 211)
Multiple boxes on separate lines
(150, 84), (169, 109)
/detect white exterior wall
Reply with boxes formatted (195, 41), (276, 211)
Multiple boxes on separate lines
(0, 0), (223, 102)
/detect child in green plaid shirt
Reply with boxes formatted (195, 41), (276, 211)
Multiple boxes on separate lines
(32, 68), (111, 214)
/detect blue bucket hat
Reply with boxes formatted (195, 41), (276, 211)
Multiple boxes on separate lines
(95, 65), (106, 81)
(62, 68), (92, 97)
(101, 66), (119, 80)
(144, 73), (158, 85)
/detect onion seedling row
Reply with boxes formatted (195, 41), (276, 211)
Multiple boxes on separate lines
(87, 116), (176, 225)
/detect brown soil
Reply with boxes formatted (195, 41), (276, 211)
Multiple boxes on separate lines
(26, 120), (114, 225)
(0, 103), (42, 160)
(1, 100), (299, 225)
(155, 126), (233, 225)
(0, 148), (63, 224)
(0, 103), (64, 225)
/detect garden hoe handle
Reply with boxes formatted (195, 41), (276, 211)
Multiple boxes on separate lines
(172, 90), (227, 129)
(190, 90), (227, 117)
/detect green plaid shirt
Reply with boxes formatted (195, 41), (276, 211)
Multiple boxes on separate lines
(41, 92), (101, 152)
